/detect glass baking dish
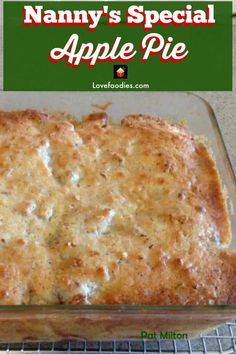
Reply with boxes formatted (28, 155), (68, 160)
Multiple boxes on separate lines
(0, 91), (235, 342)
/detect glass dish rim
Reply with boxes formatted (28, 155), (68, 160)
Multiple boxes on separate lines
(0, 304), (236, 312)
(191, 92), (236, 185)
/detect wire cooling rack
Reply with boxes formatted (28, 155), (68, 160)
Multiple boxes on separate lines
(0, 321), (236, 354)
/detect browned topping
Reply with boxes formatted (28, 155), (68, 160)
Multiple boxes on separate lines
(73, 258), (82, 267)
(92, 102), (112, 111)
(70, 294), (86, 304)
(0, 110), (233, 305)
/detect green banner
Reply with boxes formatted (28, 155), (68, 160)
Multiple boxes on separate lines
(3, 1), (232, 91)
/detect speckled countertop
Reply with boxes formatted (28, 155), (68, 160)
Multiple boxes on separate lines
(194, 20), (236, 174)
(194, 88), (236, 173)
(0, 20), (235, 173)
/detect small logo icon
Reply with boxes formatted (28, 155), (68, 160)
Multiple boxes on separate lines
(114, 65), (128, 79)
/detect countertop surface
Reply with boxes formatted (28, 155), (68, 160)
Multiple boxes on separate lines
(194, 20), (236, 174)
(194, 89), (236, 173)
(195, 18), (236, 170)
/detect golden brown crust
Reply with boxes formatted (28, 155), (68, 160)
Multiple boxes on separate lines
(0, 110), (234, 305)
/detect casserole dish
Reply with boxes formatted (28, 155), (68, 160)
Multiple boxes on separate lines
(0, 91), (235, 342)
